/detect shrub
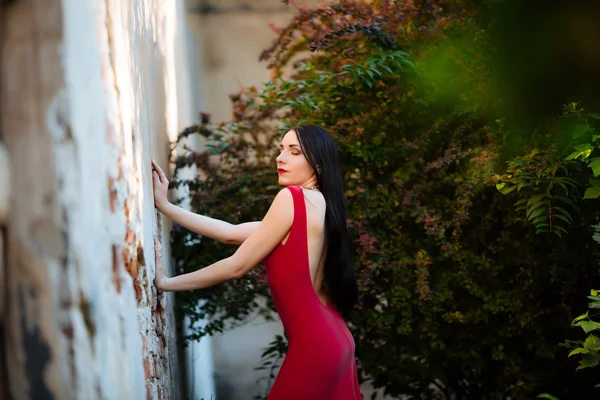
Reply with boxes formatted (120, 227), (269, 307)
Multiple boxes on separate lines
(171, 1), (600, 398)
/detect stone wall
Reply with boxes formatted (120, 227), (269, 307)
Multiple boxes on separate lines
(0, 0), (193, 398)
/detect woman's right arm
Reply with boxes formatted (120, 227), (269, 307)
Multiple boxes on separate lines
(152, 160), (259, 245)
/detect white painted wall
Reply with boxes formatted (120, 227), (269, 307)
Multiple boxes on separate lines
(1, 0), (203, 398)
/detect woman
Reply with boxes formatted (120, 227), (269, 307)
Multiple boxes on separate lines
(151, 125), (362, 400)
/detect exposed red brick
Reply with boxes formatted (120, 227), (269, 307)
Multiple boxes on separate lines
(124, 197), (130, 224)
(133, 278), (143, 302)
(125, 255), (138, 280)
(111, 244), (121, 293)
(123, 197), (134, 226)
(122, 246), (130, 263)
(125, 230), (135, 245)
(146, 382), (153, 400)
(153, 353), (163, 378)
(108, 177), (117, 212)
(141, 335), (148, 354)
(144, 357), (152, 380)
(136, 242), (146, 266)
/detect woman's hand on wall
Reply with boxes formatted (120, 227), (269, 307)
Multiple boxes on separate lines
(151, 159), (170, 212)
(154, 235), (169, 290)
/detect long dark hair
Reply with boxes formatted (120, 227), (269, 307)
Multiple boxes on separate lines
(292, 125), (358, 316)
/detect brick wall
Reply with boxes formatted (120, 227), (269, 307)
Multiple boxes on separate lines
(0, 0), (190, 399)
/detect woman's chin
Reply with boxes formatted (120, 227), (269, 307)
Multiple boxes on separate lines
(278, 176), (292, 186)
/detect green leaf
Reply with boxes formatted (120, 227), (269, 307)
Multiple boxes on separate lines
(528, 207), (545, 220)
(527, 194), (545, 206)
(553, 214), (572, 225)
(526, 201), (546, 218)
(499, 185), (517, 195)
(514, 198), (528, 206)
(572, 312), (589, 324)
(573, 124), (591, 139)
(552, 224), (568, 234)
(576, 354), (600, 370)
(555, 195), (577, 208)
(554, 177), (579, 187)
(583, 186), (600, 199)
(568, 348), (589, 357)
(587, 158), (600, 177)
(575, 320), (600, 334)
(553, 206), (572, 218)
(583, 335), (600, 350)
(566, 143), (594, 160)
(537, 394), (559, 400)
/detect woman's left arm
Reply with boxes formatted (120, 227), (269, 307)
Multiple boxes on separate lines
(155, 188), (294, 292)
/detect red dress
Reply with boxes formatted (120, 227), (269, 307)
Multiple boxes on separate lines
(263, 185), (362, 400)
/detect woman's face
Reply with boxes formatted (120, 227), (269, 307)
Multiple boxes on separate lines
(276, 130), (316, 187)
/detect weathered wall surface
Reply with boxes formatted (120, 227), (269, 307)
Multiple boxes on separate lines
(0, 0), (192, 398)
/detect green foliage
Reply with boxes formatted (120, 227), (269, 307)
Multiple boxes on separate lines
(537, 395), (560, 400)
(494, 148), (582, 237)
(495, 104), (600, 239)
(562, 290), (600, 378)
(562, 103), (600, 200)
(170, 1), (600, 399)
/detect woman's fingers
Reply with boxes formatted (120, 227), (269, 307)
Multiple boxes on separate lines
(152, 167), (168, 189)
(152, 170), (162, 188)
(151, 159), (169, 186)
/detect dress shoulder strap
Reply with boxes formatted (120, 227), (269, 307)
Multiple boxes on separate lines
(285, 185), (307, 244)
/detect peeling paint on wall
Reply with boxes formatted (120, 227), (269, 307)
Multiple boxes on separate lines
(1, 0), (189, 399)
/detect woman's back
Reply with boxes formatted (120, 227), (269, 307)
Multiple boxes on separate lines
(280, 187), (329, 306)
